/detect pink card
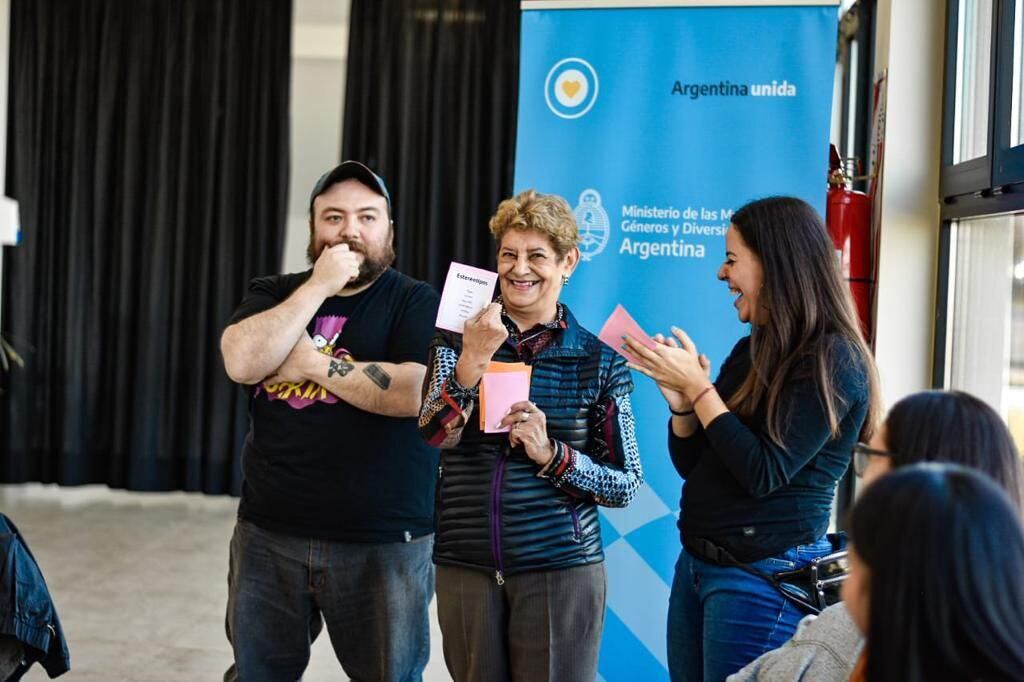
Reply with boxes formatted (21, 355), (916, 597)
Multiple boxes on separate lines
(481, 368), (532, 433)
(598, 304), (657, 365)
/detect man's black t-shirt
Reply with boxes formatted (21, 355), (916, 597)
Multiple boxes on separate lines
(228, 267), (441, 542)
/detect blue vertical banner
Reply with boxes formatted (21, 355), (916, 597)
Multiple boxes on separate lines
(514, 2), (837, 679)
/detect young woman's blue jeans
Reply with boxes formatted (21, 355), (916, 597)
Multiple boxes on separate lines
(666, 536), (834, 682)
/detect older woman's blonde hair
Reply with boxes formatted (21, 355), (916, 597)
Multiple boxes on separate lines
(488, 189), (580, 260)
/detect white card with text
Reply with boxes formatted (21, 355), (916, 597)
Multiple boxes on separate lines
(436, 262), (498, 333)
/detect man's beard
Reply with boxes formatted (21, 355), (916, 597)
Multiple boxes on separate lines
(307, 236), (396, 289)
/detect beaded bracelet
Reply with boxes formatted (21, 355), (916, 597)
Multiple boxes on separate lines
(691, 385), (716, 408)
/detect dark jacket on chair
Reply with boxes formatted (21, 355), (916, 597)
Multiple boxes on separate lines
(0, 513), (70, 679)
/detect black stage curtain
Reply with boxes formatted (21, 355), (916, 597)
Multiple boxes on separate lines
(343, 0), (520, 289)
(0, 0), (292, 493)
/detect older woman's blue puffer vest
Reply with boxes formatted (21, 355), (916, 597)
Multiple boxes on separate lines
(432, 309), (632, 581)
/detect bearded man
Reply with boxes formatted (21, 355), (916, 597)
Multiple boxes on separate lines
(219, 161), (440, 682)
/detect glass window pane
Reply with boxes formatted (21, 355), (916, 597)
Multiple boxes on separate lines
(947, 213), (1024, 452)
(1012, 0), (1024, 147)
(953, 0), (993, 164)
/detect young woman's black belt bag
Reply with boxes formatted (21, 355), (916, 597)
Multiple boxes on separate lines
(687, 534), (849, 615)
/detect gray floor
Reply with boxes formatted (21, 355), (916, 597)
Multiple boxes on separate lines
(0, 484), (450, 681)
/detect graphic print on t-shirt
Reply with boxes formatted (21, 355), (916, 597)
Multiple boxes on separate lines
(257, 315), (350, 409)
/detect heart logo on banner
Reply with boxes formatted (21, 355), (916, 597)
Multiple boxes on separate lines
(562, 80), (582, 99)
(544, 59), (598, 119)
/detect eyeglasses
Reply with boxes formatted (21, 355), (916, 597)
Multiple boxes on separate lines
(852, 442), (893, 477)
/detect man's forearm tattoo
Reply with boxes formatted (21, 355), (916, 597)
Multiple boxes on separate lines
(363, 363), (392, 390)
(328, 358), (355, 378)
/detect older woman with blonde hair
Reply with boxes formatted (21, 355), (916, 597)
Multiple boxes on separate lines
(419, 189), (644, 682)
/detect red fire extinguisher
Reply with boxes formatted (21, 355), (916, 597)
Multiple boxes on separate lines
(825, 144), (874, 342)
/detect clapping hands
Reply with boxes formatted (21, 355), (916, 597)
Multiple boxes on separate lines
(622, 327), (712, 412)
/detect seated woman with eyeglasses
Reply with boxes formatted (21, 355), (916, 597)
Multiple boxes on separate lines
(729, 389), (1024, 682)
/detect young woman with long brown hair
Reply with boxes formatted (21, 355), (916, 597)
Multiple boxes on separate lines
(625, 196), (882, 681)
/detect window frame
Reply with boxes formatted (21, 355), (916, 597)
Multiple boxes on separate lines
(993, 0), (1024, 185)
(937, 0), (1024, 390)
(939, 0), (998, 198)
(932, 219), (955, 389)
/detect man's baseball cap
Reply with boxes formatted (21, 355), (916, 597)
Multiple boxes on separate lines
(308, 160), (392, 216)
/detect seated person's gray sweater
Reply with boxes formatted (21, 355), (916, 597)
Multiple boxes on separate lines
(727, 602), (864, 681)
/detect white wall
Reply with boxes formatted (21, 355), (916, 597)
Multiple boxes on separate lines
(282, 0), (350, 274)
(870, 0), (945, 407)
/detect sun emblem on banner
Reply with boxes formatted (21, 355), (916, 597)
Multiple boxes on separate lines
(544, 58), (599, 119)
(574, 189), (610, 261)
